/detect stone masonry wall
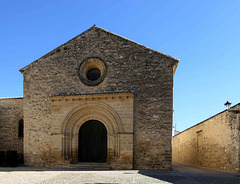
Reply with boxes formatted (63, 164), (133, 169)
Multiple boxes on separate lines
(0, 98), (23, 154)
(21, 26), (178, 169)
(172, 104), (240, 172)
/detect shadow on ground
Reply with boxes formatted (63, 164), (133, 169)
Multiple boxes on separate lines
(0, 163), (240, 184)
(138, 163), (240, 184)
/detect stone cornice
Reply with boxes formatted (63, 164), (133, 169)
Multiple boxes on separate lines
(0, 97), (23, 100)
(51, 91), (133, 102)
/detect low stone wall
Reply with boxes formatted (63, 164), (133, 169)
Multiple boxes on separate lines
(0, 97), (23, 163)
(172, 104), (240, 172)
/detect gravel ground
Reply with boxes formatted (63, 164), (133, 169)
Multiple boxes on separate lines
(0, 163), (239, 184)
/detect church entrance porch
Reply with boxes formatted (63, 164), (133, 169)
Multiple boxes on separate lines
(50, 93), (134, 169)
(78, 120), (107, 163)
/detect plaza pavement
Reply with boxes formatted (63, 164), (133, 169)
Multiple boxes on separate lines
(0, 163), (239, 184)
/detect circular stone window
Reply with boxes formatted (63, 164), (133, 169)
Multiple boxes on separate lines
(78, 58), (107, 86)
(87, 68), (101, 81)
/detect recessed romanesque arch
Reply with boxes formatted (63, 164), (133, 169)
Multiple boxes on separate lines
(61, 101), (123, 163)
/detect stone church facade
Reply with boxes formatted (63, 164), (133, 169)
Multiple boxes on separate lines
(0, 26), (178, 170)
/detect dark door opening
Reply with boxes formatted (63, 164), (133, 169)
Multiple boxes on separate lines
(78, 120), (107, 162)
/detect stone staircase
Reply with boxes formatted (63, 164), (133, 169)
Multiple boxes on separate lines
(68, 162), (111, 170)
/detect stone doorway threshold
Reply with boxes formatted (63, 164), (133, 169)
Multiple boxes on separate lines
(69, 162), (111, 170)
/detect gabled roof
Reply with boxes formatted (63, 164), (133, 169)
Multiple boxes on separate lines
(20, 25), (179, 73)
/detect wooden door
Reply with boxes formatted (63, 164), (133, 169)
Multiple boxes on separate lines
(78, 120), (107, 162)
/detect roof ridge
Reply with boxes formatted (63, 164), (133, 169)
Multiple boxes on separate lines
(19, 25), (179, 73)
(94, 25), (179, 61)
(19, 25), (96, 73)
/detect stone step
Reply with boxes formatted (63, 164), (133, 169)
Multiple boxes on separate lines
(68, 162), (111, 170)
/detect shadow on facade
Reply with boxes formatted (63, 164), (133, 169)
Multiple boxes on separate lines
(0, 150), (23, 167)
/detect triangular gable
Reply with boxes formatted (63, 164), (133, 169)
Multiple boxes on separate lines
(20, 25), (179, 74)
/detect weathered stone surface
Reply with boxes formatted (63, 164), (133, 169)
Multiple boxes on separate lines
(172, 103), (240, 172)
(1, 26), (178, 170)
(49, 93), (134, 169)
(0, 98), (23, 155)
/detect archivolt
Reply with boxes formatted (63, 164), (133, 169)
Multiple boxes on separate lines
(61, 101), (123, 161)
(61, 101), (123, 136)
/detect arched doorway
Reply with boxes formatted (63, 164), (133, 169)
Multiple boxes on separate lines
(78, 120), (107, 162)
(61, 101), (124, 164)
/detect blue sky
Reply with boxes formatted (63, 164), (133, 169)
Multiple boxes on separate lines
(1, 0), (239, 131)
